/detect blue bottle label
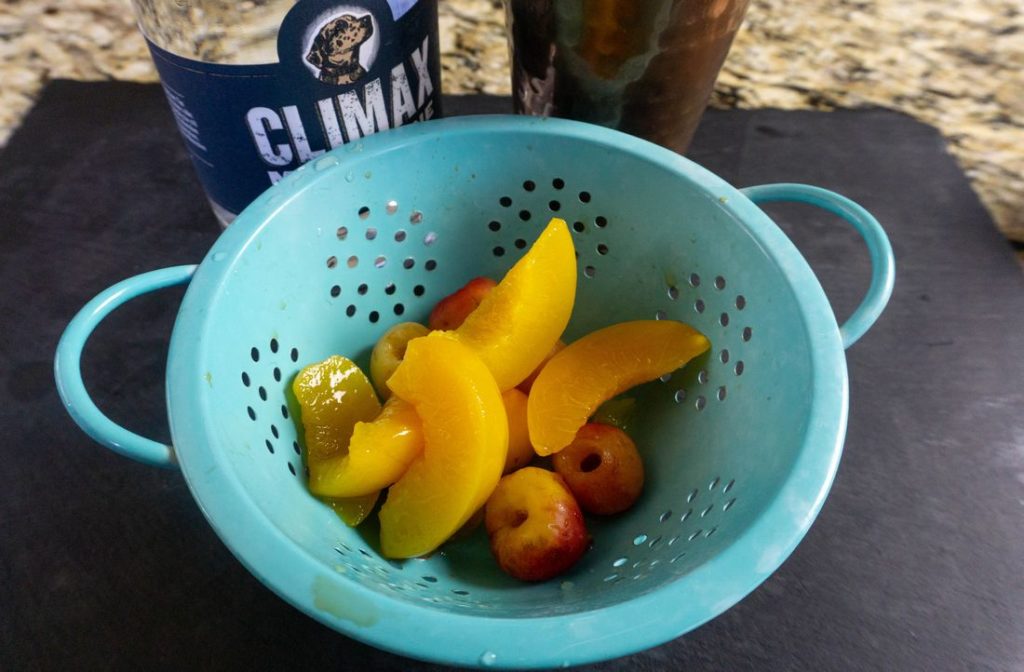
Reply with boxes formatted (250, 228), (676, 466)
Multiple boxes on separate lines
(145, 0), (441, 216)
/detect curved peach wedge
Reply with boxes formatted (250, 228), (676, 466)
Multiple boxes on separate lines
(528, 320), (710, 456)
(454, 218), (576, 390)
(292, 355), (384, 526)
(379, 332), (508, 558)
(308, 397), (424, 498)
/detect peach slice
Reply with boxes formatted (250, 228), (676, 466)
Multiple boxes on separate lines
(528, 320), (710, 455)
(308, 397), (424, 498)
(454, 218), (576, 390)
(502, 388), (534, 474)
(292, 355), (383, 526)
(379, 332), (508, 558)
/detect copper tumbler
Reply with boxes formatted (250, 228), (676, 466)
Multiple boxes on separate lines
(504, 0), (750, 153)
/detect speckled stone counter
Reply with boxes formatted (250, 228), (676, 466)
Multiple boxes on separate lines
(2, 0), (1021, 244)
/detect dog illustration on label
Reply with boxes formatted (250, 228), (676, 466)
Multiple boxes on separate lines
(306, 13), (374, 85)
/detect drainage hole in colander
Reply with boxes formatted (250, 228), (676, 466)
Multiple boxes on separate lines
(687, 489), (699, 503)
(346, 305), (356, 317)
(374, 256), (387, 268)
(595, 215), (607, 228)
(671, 552), (686, 563)
(330, 285), (341, 298)
(597, 243), (609, 256)
(717, 386), (727, 401)
(292, 441), (300, 455)
(271, 424), (279, 439)
(579, 190), (591, 203)
(742, 326), (753, 341)
(515, 238), (527, 250)
(290, 347), (299, 362)
(522, 180), (535, 192)
(687, 529), (702, 541)
(695, 299), (706, 314)
(674, 389), (686, 403)
(695, 395), (707, 411)
(572, 221), (585, 233)
(736, 295), (747, 310)
(488, 220), (501, 232)
(337, 226), (348, 241)
(258, 386), (267, 401)
(714, 276), (726, 290)
(613, 557), (628, 567)
(697, 369), (709, 384)
(700, 504), (714, 518)
(632, 534), (647, 546)
(358, 283), (369, 295)
(273, 367), (283, 382)
(648, 536), (662, 549)
(386, 200), (399, 214)
(668, 535), (680, 546)
(709, 476), (721, 490)
(241, 372), (250, 387)
(394, 303), (405, 316)
(689, 273), (701, 287)
(265, 440), (274, 454)
(422, 575), (438, 583)
(394, 230), (407, 242)
(369, 310), (380, 323)
(659, 373), (671, 383)
(410, 210), (424, 224)
(654, 310), (667, 321)
(723, 478), (735, 493)
(549, 200), (561, 212)
(327, 256), (338, 269)
(347, 255), (358, 268)
(519, 210), (531, 222)
(720, 349), (730, 364)
(499, 196), (512, 208)
(668, 285), (680, 300)
(425, 260), (437, 271)
(680, 508), (693, 522)
(723, 498), (736, 511)
(424, 232), (438, 246)
(706, 527), (718, 538)
(584, 265), (596, 278)
(269, 338), (279, 353)
(720, 312), (730, 327)
(493, 246), (505, 257)
(413, 285), (425, 297)
(452, 589), (470, 596)
(247, 406), (256, 421)
(735, 361), (745, 376)
(660, 510), (673, 523)
(250, 347), (260, 362)
(365, 228), (377, 241)
(358, 206), (370, 219)
(288, 463), (296, 476)
(385, 283), (397, 295)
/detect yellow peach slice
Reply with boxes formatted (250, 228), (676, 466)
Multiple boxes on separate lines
(380, 332), (508, 558)
(454, 218), (576, 390)
(528, 321), (710, 455)
(308, 397), (424, 498)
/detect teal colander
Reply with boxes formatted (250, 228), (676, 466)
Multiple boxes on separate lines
(55, 116), (894, 668)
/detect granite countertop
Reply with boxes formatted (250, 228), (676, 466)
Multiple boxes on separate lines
(2, 0), (1022, 247)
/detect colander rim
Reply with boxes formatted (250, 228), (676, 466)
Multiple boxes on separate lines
(166, 115), (848, 669)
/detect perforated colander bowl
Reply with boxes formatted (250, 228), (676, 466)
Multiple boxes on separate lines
(55, 116), (894, 669)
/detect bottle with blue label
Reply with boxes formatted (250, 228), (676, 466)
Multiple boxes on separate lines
(131, 0), (442, 226)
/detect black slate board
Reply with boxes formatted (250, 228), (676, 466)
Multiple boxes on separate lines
(2, 81), (1022, 671)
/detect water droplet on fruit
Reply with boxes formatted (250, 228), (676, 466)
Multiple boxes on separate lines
(479, 651), (497, 666)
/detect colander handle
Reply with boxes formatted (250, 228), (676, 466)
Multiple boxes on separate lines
(54, 265), (198, 469)
(740, 183), (895, 349)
